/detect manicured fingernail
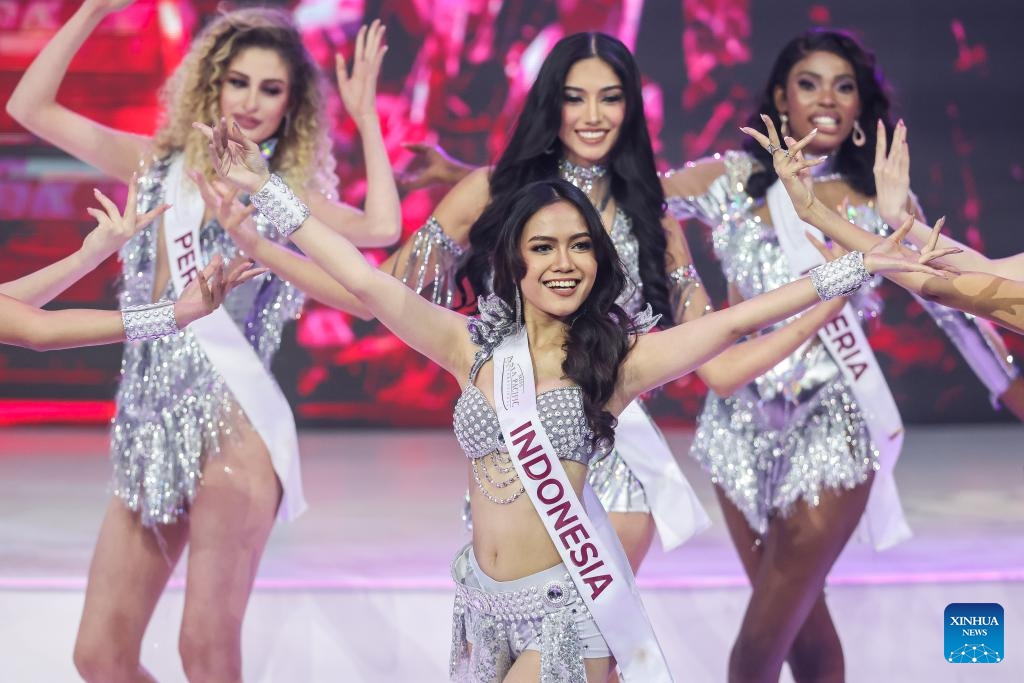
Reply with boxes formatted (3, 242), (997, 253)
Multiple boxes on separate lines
(810, 128), (818, 135)
(760, 113), (768, 121)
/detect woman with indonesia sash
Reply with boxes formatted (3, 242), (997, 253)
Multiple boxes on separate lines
(6, 4), (401, 678)
(196, 46), (955, 680)
(218, 31), (855, 580)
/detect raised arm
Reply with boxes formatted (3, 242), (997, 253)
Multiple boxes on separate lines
(195, 22), (484, 320)
(743, 116), (1024, 334)
(660, 217), (845, 396)
(0, 180), (167, 306)
(5, 0), (151, 182)
(189, 170), (374, 320)
(196, 24), (474, 378)
(614, 226), (954, 407)
(1, 254), (259, 351)
(302, 26), (402, 248)
(214, 161), (490, 321)
(874, 119), (1024, 279)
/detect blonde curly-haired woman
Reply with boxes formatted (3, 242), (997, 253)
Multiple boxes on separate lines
(7, 3), (398, 680)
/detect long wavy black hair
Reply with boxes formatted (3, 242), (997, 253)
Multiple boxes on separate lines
(490, 179), (634, 450)
(742, 28), (894, 199)
(458, 32), (673, 326)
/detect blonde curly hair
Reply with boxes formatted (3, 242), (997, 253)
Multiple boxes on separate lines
(153, 7), (338, 197)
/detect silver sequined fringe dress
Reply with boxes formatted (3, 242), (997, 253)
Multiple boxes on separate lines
(667, 151), (883, 535)
(111, 155), (304, 527)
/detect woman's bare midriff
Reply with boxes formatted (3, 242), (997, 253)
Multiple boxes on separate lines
(468, 458), (589, 582)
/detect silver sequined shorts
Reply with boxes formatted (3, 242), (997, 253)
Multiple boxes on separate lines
(449, 544), (608, 682)
(587, 448), (650, 514)
(691, 379), (877, 536)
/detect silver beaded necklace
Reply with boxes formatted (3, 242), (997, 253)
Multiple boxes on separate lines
(558, 157), (608, 197)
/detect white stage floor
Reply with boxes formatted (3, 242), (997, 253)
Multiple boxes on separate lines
(1, 425), (1022, 682)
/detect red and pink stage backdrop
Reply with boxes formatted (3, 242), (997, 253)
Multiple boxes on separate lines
(1, 0), (1022, 426)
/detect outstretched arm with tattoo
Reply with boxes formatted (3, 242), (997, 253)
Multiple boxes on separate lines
(874, 119), (1024, 280)
(742, 115), (1024, 334)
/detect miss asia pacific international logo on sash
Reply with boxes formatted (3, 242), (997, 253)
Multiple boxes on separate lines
(945, 603), (1003, 663)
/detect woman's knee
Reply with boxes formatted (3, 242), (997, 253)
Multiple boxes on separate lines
(73, 636), (140, 683)
(179, 622), (242, 683)
(729, 624), (787, 683)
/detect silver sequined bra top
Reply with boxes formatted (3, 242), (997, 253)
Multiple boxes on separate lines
(452, 298), (600, 466)
(453, 382), (595, 465)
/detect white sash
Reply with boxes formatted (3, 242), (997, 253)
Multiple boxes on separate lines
(162, 157), (306, 521)
(615, 400), (710, 550)
(493, 329), (672, 682)
(767, 181), (910, 550)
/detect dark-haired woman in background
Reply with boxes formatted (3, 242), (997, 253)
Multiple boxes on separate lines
(660, 28), (1022, 682)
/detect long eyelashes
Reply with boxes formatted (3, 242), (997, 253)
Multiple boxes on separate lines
(561, 94), (624, 104)
(226, 78), (284, 97)
(529, 241), (592, 253)
(796, 79), (857, 95)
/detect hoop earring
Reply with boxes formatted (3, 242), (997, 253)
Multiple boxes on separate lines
(851, 119), (866, 147)
(779, 113), (789, 138)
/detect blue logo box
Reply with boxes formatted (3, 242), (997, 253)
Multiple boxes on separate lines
(945, 603), (1004, 663)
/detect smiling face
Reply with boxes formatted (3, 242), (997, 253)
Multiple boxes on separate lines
(518, 200), (598, 321)
(775, 50), (860, 155)
(218, 46), (291, 144)
(558, 57), (625, 167)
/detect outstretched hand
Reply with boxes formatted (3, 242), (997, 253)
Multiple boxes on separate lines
(173, 254), (268, 326)
(192, 118), (269, 194)
(740, 114), (825, 214)
(336, 20), (387, 125)
(864, 215), (961, 278)
(188, 170), (259, 255)
(396, 142), (473, 193)
(873, 119), (911, 226)
(81, 174), (169, 262)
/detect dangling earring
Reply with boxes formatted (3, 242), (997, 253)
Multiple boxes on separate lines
(513, 287), (523, 335)
(779, 112), (789, 138)
(851, 119), (866, 147)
